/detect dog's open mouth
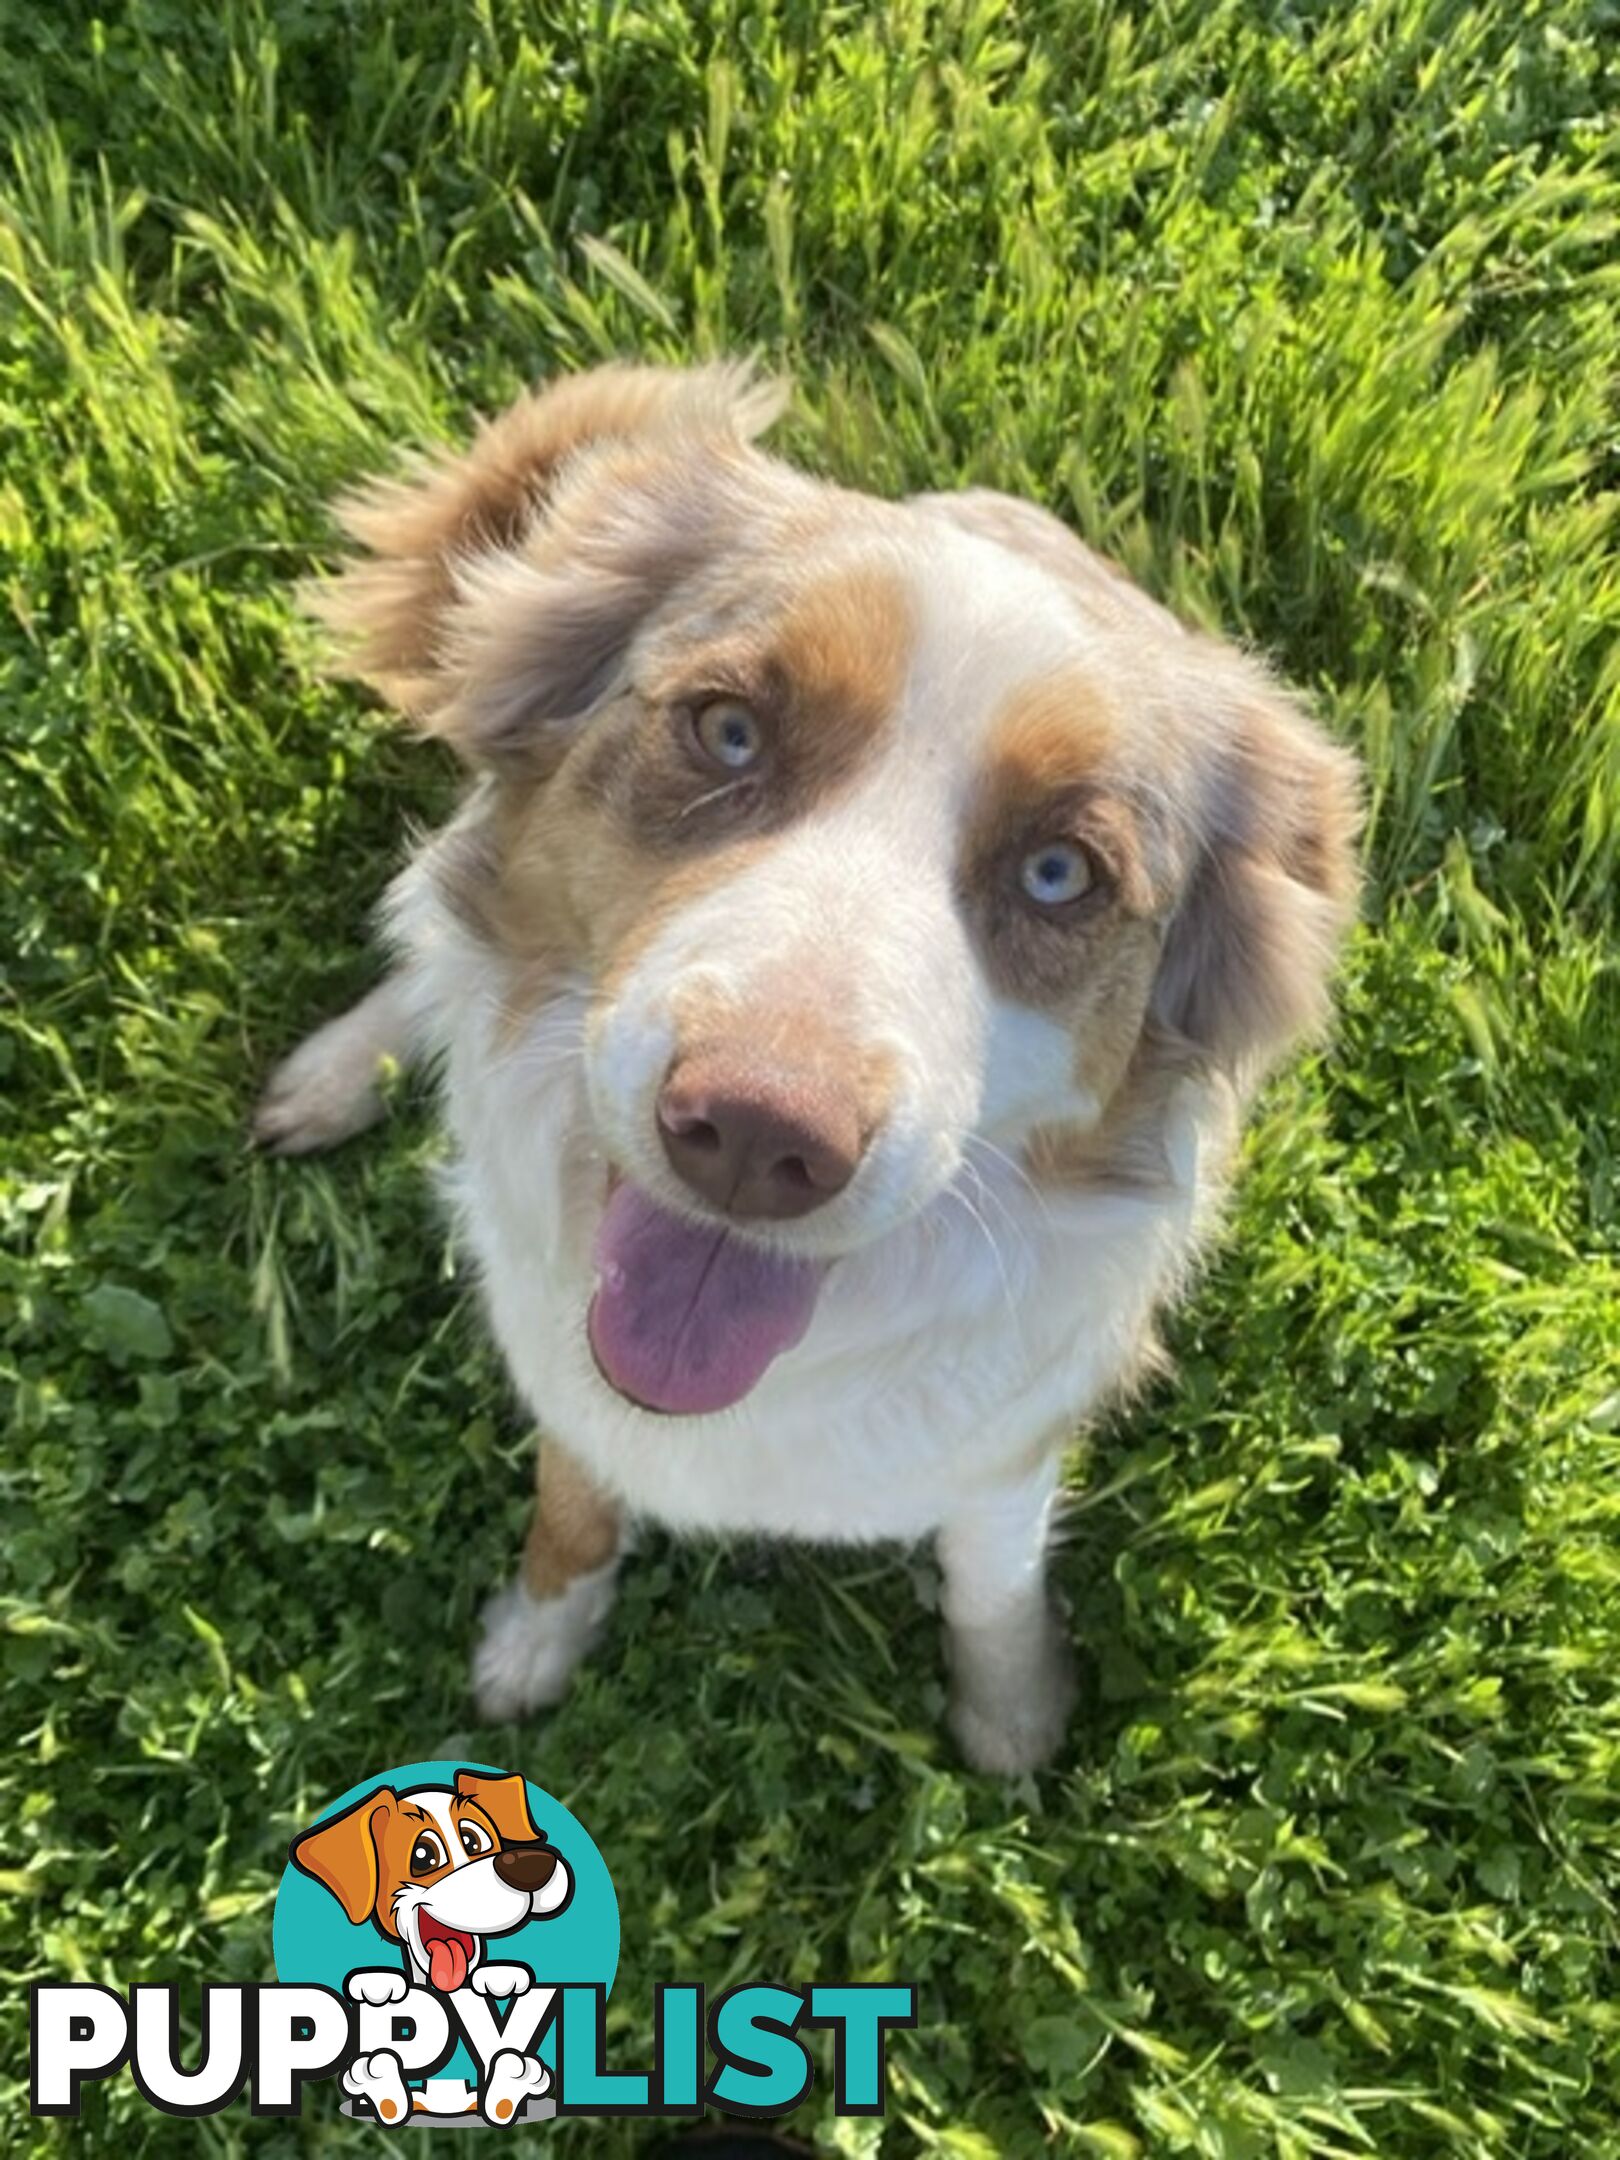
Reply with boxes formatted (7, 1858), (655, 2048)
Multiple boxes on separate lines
(417, 1911), (478, 1993)
(587, 1181), (825, 1416)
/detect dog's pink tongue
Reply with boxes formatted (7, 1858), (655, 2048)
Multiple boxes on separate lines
(588, 1183), (823, 1416)
(428, 1938), (468, 1992)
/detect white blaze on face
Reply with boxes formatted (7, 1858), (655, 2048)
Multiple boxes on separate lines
(391, 1791), (534, 1990)
(979, 998), (1101, 1140)
(585, 523), (1107, 1250)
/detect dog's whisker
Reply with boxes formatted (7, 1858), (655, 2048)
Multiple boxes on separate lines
(675, 777), (749, 822)
(940, 1180), (1028, 1365)
(965, 1133), (1050, 1223)
(956, 1153), (1036, 1282)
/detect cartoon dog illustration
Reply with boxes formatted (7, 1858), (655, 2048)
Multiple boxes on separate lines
(291, 1768), (570, 2123)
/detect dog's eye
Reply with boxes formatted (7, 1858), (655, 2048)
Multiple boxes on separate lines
(409, 1832), (447, 1876)
(692, 698), (764, 771)
(1019, 840), (1096, 909)
(459, 1823), (492, 1857)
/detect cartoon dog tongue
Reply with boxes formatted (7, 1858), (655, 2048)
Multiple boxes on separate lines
(588, 1183), (824, 1416)
(426, 1932), (470, 1992)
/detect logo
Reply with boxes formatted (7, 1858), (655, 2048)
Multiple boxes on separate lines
(31, 1757), (915, 2125)
(276, 1756), (614, 2123)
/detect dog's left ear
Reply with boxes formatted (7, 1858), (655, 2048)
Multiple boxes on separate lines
(454, 1769), (541, 1846)
(291, 1787), (398, 1925)
(308, 361), (789, 772)
(1152, 645), (1362, 1087)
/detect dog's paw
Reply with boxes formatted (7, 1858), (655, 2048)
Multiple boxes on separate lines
(468, 1963), (531, 2000)
(252, 1012), (394, 1155)
(949, 1631), (1078, 1776)
(346, 1969), (410, 2008)
(482, 2048), (549, 2125)
(344, 2048), (411, 2125)
(472, 1566), (617, 1722)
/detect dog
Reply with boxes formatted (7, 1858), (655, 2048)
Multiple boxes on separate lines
(291, 1767), (569, 2121)
(256, 362), (1360, 1772)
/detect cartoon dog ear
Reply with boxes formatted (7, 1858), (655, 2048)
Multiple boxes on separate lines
(307, 360), (789, 770)
(1151, 644), (1362, 1088)
(454, 1770), (540, 1847)
(290, 1788), (397, 1924)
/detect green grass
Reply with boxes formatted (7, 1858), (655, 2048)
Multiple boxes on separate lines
(3, 1), (1618, 2152)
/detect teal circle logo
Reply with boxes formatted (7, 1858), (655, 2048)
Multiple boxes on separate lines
(273, 1759), (617, 2123)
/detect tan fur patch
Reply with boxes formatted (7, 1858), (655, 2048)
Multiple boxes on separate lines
(971, 648), (1360, 1127)
(1025, 1027), (1211, 1195)
(306, 361), (788, 727)
(523, 1438), (621, 1601)
(761, 560), (915, 772)
(980, 672), (1123, 801)
(455, 558), (915, 1027)
(961, 671), (1161, 1037)
(453, 1769), (541, 1846)
(599, 558), (915, 849)
(1151, 641), (1363, 1081)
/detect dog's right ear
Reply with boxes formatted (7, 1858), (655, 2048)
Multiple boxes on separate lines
(308, 361), (788, 771)
(290, 1787), (397, 1925)
(454, 1768), (541, 1846)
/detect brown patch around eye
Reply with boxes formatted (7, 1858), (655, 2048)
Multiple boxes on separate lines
(580, 561), (914, 852)
(766, 561), (914, 769)
(963, 670), (1176, 1136)
(983, 671), (1122, 798)
(448, 747), (779, 1038)
(963, 671), (1159, 1014)
(427, 559), (914, 1020)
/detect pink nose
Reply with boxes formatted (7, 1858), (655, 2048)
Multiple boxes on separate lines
(657, 1051), (864, 1221)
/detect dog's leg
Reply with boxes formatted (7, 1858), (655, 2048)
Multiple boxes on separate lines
(473, 1439), (623, 1720)
(937, 1469), (1076, 1774)
(253, 974), (416, 1154)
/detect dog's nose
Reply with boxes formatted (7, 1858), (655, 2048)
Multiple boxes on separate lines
(657, 1052), (863, 1221)
(493, 1845), (560, 1893)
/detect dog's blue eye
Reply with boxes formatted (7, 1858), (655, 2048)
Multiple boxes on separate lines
(693, 698), (764, 771)
(1019, 841), (1095, 908)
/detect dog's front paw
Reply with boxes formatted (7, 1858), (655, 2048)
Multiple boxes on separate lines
(344, 2047), (411, 2125)
(949, 1629), (1078, 1776)
(346, 1969), (410, 2007)
(253, 1013), (393, 1155)
(482, 2048), (550, 2125)
(472, 1567), (617, 1722)
(468, 1963), (531, 1999)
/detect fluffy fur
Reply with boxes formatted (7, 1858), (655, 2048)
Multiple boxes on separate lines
(258, 362), (1361, 1772)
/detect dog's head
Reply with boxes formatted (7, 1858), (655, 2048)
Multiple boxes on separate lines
(291, 1769), (571, 1990)
(317, 363), (1359, 1416)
